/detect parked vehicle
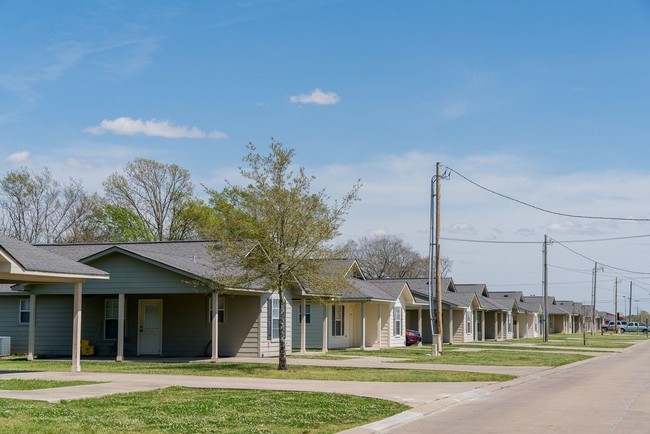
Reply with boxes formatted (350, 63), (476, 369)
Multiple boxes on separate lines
(405, 329), (422, 346)
(601, 321), (627, 332)
(619, 322), (649, 334)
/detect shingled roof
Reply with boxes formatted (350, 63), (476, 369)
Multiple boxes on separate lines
(0, 234), (108, 283)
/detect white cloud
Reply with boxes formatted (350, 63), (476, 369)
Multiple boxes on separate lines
(290, 88), (340, 105)
(84, 117), (228, 139)
(6, 151), (30, 165)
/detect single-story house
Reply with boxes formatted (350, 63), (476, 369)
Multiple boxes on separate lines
(523, 295), (572, 334)
(291, 260), (424, 352)
(0, 240), (292, 363)
(490, 291), (542, 339)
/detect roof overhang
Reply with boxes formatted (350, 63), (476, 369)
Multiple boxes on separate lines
(0, 250), (109, 284)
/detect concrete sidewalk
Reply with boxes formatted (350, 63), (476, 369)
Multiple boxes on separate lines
(0, 353), (549, 405)
(0, 370), (495, 406)
(0, 345), (618, 432)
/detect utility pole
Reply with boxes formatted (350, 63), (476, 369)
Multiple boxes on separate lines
(542, 235), (548, 342)
(427, 162), (443, 356)
(434, 162), (443, 355)
(591, 263), (604, 335)
(629, 282), (633, 321)
(614, 278), (619, 333)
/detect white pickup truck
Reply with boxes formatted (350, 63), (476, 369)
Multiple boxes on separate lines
(601, 320), (627, 332)
(619, 322), (649, 334)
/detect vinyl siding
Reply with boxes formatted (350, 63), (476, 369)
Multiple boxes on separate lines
(259, 293), (292, 357)
(34, 295), (73, 356)
(452, 309), (464, 343)
(291, 301), (325, 349)
(0, 295), (29, 354)
(28, 252), (201, 296)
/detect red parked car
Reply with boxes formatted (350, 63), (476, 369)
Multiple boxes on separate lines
(405, 329), (422, 346)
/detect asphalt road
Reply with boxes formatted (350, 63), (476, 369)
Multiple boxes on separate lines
(381, 339), (650, 433)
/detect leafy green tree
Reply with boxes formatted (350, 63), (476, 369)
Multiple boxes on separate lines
(206, 141), (361, 370)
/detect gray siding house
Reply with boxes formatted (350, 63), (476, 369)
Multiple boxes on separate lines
(1, 240), (290, 361)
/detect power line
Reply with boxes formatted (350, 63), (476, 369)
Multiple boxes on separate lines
(441, 233), (650, 244)
(444, 166), (650, 222)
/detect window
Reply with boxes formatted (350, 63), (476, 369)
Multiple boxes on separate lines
(208, 296), (225, 323)
(332, 305), (345, 336)
(466, 309), (473, 335)
(269, 298), (280, 340)
(104, 299), (118, 340)
(18, 299), (30, 324)
(393, 306), (402, 336)
(298, 303), (311, 324)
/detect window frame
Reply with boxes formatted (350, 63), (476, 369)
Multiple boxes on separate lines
(208, 296), (226, 324)
(331, 305), (345, 337)
(298, 303), (311, 325)
(466, 309), (473, 335)
(18, 298), (30, 325)
(270, 298), (280, 341)
(104, 298), (119, 340)
(393, 305), (402, 336)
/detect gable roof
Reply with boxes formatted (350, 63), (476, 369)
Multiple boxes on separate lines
(455, 283), (490, 298)
(0, 235), (109, 283)
(454, 284), (509, 312)
(523, 295), (572, 315)
(366, 279), (417, 304)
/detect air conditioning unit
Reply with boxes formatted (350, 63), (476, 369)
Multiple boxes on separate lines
(0, 336), (10, 356)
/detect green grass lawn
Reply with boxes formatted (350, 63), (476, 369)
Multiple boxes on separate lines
(0, 379), (100, 390)
(516, 333), (644, 348)
(328, 346), (592, 367)
(0, 358), (513, 382)
(0, 387), (408, 433)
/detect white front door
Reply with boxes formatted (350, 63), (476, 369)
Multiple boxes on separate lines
(329, 304), (351, 348)
(138, 299), (162, 355)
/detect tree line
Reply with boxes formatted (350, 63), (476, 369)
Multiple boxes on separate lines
(0, 148), (450, 279)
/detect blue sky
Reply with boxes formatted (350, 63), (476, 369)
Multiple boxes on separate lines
(2, 0), (650, 314)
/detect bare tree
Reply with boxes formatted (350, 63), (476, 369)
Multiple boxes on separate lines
(0, 167), (101, 244)
(103, 158), (200, 241)
(349, 234), (453, 279)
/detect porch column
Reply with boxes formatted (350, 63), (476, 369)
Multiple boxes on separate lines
(71, 282), (82, 373)
(481, 311), (485, 342)
(417, 306), (422, 346)
(499, 313), (504, 340)
(116, 293), (125, 362)
(322, 303), (328, 353)
(447, 308), (453, 344)
(27, 294), (36, 361)
(494, 314), (498, 341)
(377, 307), (382, 348)
(360, 302), (366, 350)
(300, 298), (307, 354)
(210, 292), (219, 362)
